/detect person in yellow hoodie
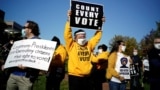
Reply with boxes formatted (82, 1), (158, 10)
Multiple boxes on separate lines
(64, 10), (105, 90)
(106, 40), (132, 90)
(91, 44), (109, 90)
(46, 36), (67, 90)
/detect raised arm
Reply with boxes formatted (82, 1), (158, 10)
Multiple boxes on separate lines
(64, 10), (74, 51)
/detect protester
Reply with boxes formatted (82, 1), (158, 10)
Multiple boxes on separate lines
(0, 37), (15, 90)
(91, 44), (109, 90)
(130, 48), (142, 90)
(106, 40), (132, 90)
(148, 36), (160, 90)
(142, 56), (149, 83)
(64, 10), (105, 90)
(46, 36), (67, 90)
(141, 56), (149, 90)
(6, 20), (40, 90)
(0, 21), (8, 90)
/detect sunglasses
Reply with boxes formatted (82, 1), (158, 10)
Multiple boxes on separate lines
(23, 26), (30, 29)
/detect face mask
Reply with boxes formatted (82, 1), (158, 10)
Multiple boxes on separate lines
(133, 51), (138, 55)
(21, 29), (26, 37)
(77, 38), (86, 46)
(121, 46), (126, 52)
(154, 44), (160, 49)
(10, 40), (14, 44)
(98, 49), (103, 53)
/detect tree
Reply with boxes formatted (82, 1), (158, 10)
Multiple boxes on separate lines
(140, 21), (160, 56)
(109, 35), (139, 56)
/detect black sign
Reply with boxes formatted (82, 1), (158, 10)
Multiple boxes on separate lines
(70, 0), (103, 30)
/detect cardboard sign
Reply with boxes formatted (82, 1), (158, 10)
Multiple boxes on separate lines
(70, 0), (103, 30)
(4, 39), (56, 71)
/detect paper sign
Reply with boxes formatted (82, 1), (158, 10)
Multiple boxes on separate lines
(4, 39), (56, 71)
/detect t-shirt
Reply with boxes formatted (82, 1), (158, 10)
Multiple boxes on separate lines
(143, 59), (149, 71)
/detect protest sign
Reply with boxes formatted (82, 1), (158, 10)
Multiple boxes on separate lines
(4, 39), (56, 71)
(70, 0), (103, 30)
(119, 57), (131, 79)
(120, 68), (130, 79)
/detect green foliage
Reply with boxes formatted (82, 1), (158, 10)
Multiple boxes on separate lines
(140, 21), (160, 56)
(60, 78), (69, 90)
(33, 60), (69, 90)
(33, 75), (46, 90)
(33, 74), (69, 90)
(109, 21), (160, 57)
(108, 35), (139, 56)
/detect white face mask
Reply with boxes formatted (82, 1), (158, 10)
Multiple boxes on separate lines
(10, 40), (14, 44)
(133, 51), (138, 55)
(121, 46), (126, 52)
(77, 38), (87, 46)
(98, 49), (103, 53)
(21, 29), (26, 37)
(154, 44), (160, 49)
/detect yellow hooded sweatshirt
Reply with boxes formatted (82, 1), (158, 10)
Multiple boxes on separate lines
(96, 51), (109, 69)
(64, 21), (102, 77)
(48, 44), (67, 71)
(96, 51), (109, 60)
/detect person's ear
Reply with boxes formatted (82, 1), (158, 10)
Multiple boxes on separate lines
(74, 35), (77, 41)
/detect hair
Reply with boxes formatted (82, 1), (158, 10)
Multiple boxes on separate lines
(154, 36), (160, 41)
(98, 44), (108, 51)
(74, 29), (85, 36)
(109, 40), (124, 55)
(27, 20), (40, 36)
(51, 36), (60, 46)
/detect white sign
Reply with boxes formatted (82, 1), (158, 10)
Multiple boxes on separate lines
(119, 57), (130, 80)
(120, 68), (130, 79)
(4, 39), (57, 71)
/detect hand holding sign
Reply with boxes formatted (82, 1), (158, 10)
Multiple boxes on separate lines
(102, 16), (105, 23)
(119, 76), (125, 81)
(67, 10), (71, 21)
(18, 64), (26, 70)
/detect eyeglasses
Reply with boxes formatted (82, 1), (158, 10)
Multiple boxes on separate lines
(22, 26), (29, 29)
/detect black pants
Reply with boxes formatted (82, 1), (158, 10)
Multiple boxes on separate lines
(90, 69), (106, 90)
(130, 76), (141, 90)
(150, 82), (160, 90)
(0, 70), (10, 90)
(143, 71), (149, 83)
(68, 75), (92, 90)
(46, 68), (65, 90)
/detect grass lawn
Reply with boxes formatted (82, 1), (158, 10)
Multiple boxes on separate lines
(33, 74), (69, 90)
(33, 75), (150, 90)
(33, 60), (69, 90)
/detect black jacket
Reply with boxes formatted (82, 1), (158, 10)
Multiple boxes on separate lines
(148, 48), (160, 79)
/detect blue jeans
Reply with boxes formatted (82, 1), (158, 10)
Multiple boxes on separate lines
(109, 81), (126, 90)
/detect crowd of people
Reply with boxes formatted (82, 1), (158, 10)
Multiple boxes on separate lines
(0, 10), (160, 90)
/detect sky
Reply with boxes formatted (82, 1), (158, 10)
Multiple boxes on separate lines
(0, 0), (160, 50)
